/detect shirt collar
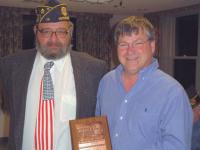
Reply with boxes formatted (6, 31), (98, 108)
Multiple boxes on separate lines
(38, 51), (70, 72)
(139, 58), (159, 77)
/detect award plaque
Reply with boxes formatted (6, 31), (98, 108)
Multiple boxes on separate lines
(69, 116), (112, 150)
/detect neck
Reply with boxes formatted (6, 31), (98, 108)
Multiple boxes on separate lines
(121, 72), (138, 92)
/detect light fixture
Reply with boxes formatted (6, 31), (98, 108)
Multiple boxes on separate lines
(69, 0), (113, 4)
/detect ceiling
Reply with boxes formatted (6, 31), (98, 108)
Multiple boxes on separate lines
(0, 0), (199, 15)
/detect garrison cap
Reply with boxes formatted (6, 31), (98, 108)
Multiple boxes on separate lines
(35, 0), (70, 23)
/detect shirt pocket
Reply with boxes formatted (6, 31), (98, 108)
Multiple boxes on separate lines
(138, 113), (159, 141)
(129, 112), (159, 142)
(60, 95), (76, 122)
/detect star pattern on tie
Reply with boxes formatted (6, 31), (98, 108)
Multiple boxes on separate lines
(43, 61), (54, 100)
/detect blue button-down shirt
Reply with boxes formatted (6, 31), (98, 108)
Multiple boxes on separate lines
(96, 59), (193, 150)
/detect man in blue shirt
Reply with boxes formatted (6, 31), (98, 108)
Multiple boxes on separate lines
(96, 16), (193, 150)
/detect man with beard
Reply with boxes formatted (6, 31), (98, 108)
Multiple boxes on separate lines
(0, 0), (107, 150)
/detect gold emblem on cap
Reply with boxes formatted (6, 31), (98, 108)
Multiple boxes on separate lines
(41, 8), (45, 14)
(61, 7), (67, 17)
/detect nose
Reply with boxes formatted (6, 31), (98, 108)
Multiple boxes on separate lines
(49, 32), (58, 42)
(127, 44), (136, 54)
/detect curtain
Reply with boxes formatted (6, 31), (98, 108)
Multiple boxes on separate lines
(145, 14), (160, 59)
(146, 13), (175, 75)
(158, 15), (174, 75)
(73, 12), (113, 67)
(0, 7), (113, 66)
(0, 7), (25, 57)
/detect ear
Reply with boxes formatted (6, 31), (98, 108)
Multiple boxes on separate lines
(33, 25), (37, 34)
(150, 40), (156, 54)
(68, 21), (74, 37)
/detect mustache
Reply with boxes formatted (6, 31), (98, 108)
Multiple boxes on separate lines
(46, 40), (63, 47)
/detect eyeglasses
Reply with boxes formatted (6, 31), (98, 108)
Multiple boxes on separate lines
(37, 28), (70, 38)
(118, 39), (149, 50)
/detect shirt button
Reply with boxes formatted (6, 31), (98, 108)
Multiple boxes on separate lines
(124, 99), (128, 103)
(120, 116), (123, 120)
(115, 133), (119, 137)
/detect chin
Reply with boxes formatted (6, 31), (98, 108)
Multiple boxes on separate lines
(48, 51), (67, 60)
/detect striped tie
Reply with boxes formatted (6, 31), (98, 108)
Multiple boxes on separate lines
(35, 61), (54, 150)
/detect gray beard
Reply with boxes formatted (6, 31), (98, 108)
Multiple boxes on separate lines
(35, 40), (71, 60)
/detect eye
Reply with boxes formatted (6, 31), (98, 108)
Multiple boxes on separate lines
(56, 29), (69, 37)
(118, 43), (128, 48)
(134, 41), (146, 48)
(135, 41), (144, 46)
(38, 29), (51, 34)
(43, 30), (51, 34)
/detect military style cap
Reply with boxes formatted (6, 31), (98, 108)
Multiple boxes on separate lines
(35, 0), (70, 23)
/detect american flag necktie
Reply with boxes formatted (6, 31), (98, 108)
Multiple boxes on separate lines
(35, 61), (54, 150)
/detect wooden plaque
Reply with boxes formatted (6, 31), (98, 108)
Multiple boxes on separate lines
(69, 116), (112, 150)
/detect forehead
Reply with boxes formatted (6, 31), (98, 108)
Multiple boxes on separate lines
(37, 21), (70, 29)
(118, 30), (147, 41)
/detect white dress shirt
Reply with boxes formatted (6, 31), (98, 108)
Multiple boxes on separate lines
(22, 51), (76, 150)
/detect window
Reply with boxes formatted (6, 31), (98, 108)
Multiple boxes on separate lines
(174, 59), (196, 89)
(174, 14), (199, 90)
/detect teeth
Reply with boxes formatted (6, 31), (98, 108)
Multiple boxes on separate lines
(127, 56), (137, 60)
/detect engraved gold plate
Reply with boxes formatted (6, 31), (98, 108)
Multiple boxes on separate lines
(69, 116), (112, 150)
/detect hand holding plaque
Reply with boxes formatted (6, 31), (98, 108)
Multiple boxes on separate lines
(69, 116), (112, 150)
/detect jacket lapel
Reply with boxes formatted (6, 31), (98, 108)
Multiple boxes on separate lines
(70, 51), (83, 119)
(12, 50), (36, 150)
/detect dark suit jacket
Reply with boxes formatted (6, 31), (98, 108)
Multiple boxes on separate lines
(0, 49), (107, 150)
